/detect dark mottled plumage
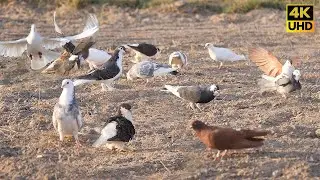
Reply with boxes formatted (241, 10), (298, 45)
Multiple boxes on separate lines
(127, 43), (158, 56)
(177, 86), (218, 103)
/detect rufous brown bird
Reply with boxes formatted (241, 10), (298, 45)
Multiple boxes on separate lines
(191, 120), (269, 160)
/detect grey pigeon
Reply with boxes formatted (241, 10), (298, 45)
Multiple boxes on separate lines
(52, 79), (83, 147)
(162, 84), (219, 111)
(93, 103), (135, 151)
(126, 60), (178, 81)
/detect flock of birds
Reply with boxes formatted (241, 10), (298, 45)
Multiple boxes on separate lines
(0, 12), (303, 160)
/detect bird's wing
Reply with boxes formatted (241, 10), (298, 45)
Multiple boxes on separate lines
(92, 121), (118, 147)
(177, 86), (201, 102)
(0, 38), (28, 57)
(53, 11), (63, 35)
(73, 105), (83, 130)
(72, 39), (95, 55)
(43, 14), (99, 50)
(127, 43), (158, 56)
(52, 104), (60, 130)
(249, 47), (283, 77)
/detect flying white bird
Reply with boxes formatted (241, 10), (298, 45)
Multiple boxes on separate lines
(52, 79), (83, 148)
(204, 43), (246, 69)
(249, 47), (301, 98)
(168, 51), (187, 69)
(0, 13), (99, 70)
(93, 103), (135, 151)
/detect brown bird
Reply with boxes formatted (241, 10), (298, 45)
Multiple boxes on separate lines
(191, 120), (269, 160)
(41, 50), (75, 75)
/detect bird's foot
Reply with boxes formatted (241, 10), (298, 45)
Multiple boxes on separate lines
(195, 104), (203, 112)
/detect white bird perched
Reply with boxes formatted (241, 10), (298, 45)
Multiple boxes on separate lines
(162, 84), (219, 111)
(52, 79), (83, 148)
(168, 51), (187, 69)
(126, 60), (179, 81)
(204, 43), (246, 69)
(73, 46), (126, 91)
(0, 13), (99, 70)
(249, 47), (302, 98)
(125, 43), (160, 63)
(93, 103), (135, 151)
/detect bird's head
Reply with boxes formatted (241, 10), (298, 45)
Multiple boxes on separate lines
(117, 46), (127, 54)
(204, 43), (213, 49)
(191, 120), (207, 131)
(61, 79), (74, 89)
(118, 103), (132, 121)
(293, 70), (301, 81)
(209, 84), (220, 96)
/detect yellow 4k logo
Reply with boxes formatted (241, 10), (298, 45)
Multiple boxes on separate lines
(286, 5), (315, 33)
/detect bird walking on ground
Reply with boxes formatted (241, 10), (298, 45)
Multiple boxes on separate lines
(204, 43), (246, 69)
(125, 43), (160, 63)
(0, 13), (99, 70)
(168, 51), (187, 70)
(162, 84), (219, 111)
(73, 46), (126, 91)
(191, 120), (269, 161)
(249, 47), (301, 98)
(93, 103), (135, 151)
(126, 60), (179, 81)
(52, 79), (83, 148)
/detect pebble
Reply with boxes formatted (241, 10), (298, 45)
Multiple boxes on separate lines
(315, 129), (320, 138)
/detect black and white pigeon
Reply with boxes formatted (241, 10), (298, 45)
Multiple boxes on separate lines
(0, 13), (99, 70)
(162, 84), (219, 111)
(125, 43), (160, 63)
(73, 46), (126, 91)
(126, 60), (179, 81)
(52, 79), (83, 147)
(93, 103), (135, 151)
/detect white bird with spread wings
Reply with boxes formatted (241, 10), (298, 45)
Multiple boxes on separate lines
(0, 12), (99, 70)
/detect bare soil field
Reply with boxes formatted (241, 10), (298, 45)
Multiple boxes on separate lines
(0, 2), (320, 179)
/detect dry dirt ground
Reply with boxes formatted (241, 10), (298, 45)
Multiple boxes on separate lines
(1, 2), (320, 179)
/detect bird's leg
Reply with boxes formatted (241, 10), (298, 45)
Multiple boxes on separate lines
(213, 150), (221, 161)
(195, 103), (203, 111)
(189, 102), (197, 111)
(218, 62), (223, 69)
(101, 83), (108, 92)
(29, 54), (33, 60)
(220, 150), (228, 159)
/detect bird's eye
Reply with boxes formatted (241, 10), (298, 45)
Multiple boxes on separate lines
(67, 82), (69, 84)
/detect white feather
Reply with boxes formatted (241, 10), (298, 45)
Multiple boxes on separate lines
(164, 85), (182, 98)
(153, 66), (176, 76)
(206, 44), (246, 62)
(0, 38), (28, 57)
(92, 121), (118, 147)
(86, 48), (112, 68)
(168, 51), (187, 66)
(30, 49), (60, 70)
(53, 11), (63, 35)
(73, 79), (96, 86)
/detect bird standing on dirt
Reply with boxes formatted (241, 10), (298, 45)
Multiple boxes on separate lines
(93, 103), (135, 151)
(204, 43), (246, 69)
(168, 51), (187, 70)
(0, 13), (99, 70)
(73, 46), (126, 91)
(125, 43), (160, 63)
(126, 60), (179, 81)
(162, 84), (219, 111)
(52, 79), (83, 148)
(249, 47), (301, 98)
(191, 120), (269, 161)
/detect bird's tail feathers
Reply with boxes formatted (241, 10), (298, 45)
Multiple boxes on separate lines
(242, 129), (270, 138)
(153, 68), (177, 76)
(73, 79), (95, 86)
(92, 136), (109, 147)
(258, 78), (277, 92)
(30, 50), (60, 70)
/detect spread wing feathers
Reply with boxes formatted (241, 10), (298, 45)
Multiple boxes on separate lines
(53, 11), (63, 35)
(92, 121), (118, 147)
(30, 49), (61, 70)
(0, 38), (28, 57)
(249, 47), (283, 77)
(43, 13), (99, 50)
